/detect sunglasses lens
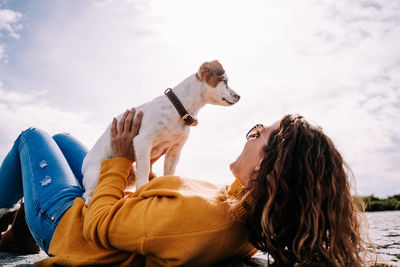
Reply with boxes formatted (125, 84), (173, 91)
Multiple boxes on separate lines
(246, 124), (264, 140)
(246, 130), (256, 140)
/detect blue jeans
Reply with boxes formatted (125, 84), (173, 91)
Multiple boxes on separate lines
(0, 128), (88, 254)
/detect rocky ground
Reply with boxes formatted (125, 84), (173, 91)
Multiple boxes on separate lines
(366, 210), (400, 266)
(1, 211), (399, 266)
(0, 250), (46, 267)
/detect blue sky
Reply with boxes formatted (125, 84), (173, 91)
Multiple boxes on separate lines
(0, 0), (399, 197)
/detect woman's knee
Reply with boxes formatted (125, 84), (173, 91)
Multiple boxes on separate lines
(18, 127), (48, 143)
(52, 132), (87, 154)
(51, 132), (88, 186)
(52, 132), (72, 140)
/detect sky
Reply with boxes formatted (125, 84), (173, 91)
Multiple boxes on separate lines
(0, 0), (399, 197)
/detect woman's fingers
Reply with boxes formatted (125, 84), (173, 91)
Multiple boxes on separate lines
(111, 108), (139, 137)
(111, 107), (141, 139)
(124, 108), (136, 134)
(118, 110), (130, 134)
(111, 118), (118, 137)
(110, 108), (142, 161)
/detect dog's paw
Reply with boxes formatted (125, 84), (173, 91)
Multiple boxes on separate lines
(84, 197), (91, 207)
(82, 192), (92, 207)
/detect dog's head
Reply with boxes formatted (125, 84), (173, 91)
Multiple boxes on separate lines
(196, 60), (240, 106)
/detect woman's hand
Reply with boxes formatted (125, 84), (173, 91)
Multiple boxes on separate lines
(111, 108), (143, 162)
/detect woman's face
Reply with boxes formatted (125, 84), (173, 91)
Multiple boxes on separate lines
(230, 121), (279, 187)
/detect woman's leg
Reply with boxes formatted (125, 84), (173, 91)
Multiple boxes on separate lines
(0, 128), (84, 254)
(0, 134), (25, 216)
(52, 133), (88, 187)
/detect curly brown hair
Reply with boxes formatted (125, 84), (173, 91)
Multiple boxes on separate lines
(233, 114), (372, 266)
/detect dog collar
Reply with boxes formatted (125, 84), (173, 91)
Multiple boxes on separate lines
(164, 88), (199, 127)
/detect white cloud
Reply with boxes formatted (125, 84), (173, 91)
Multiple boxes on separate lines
(0, 82), (104, 162)
(0, 8), (22, 39)
(0, 8), (22, 63)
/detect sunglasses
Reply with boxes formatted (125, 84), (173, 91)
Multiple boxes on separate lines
(246, 124), (265, 141)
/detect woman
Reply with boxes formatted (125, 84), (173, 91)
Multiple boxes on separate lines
(0, 108), (369, 266)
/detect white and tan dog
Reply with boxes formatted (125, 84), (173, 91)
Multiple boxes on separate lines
(82, 60), (240, 205)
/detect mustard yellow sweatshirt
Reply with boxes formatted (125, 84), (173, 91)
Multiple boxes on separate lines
(36, 158), (257, 266)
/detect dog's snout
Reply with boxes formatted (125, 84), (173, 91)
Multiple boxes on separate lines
(234, 94), (240, 101)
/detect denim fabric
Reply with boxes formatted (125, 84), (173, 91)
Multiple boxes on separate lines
(0, 128), (88, 254)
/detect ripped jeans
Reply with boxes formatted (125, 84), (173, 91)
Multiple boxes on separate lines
(0, 128), (88, 254)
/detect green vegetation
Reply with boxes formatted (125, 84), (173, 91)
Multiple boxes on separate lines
(362, 194), (400, 212)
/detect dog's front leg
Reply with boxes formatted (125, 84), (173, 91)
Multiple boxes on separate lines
(164, 143), (184, 176)
(133, 136), (152, 189)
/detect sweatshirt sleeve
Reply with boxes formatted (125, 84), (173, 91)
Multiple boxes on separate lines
(83, 158), (134, 249)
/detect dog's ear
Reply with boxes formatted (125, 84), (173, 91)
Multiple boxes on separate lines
(196, 63), (211, 81)
(196, 60), (225, 88)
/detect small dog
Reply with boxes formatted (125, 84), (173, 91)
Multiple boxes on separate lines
(82, 60), (240, 205)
